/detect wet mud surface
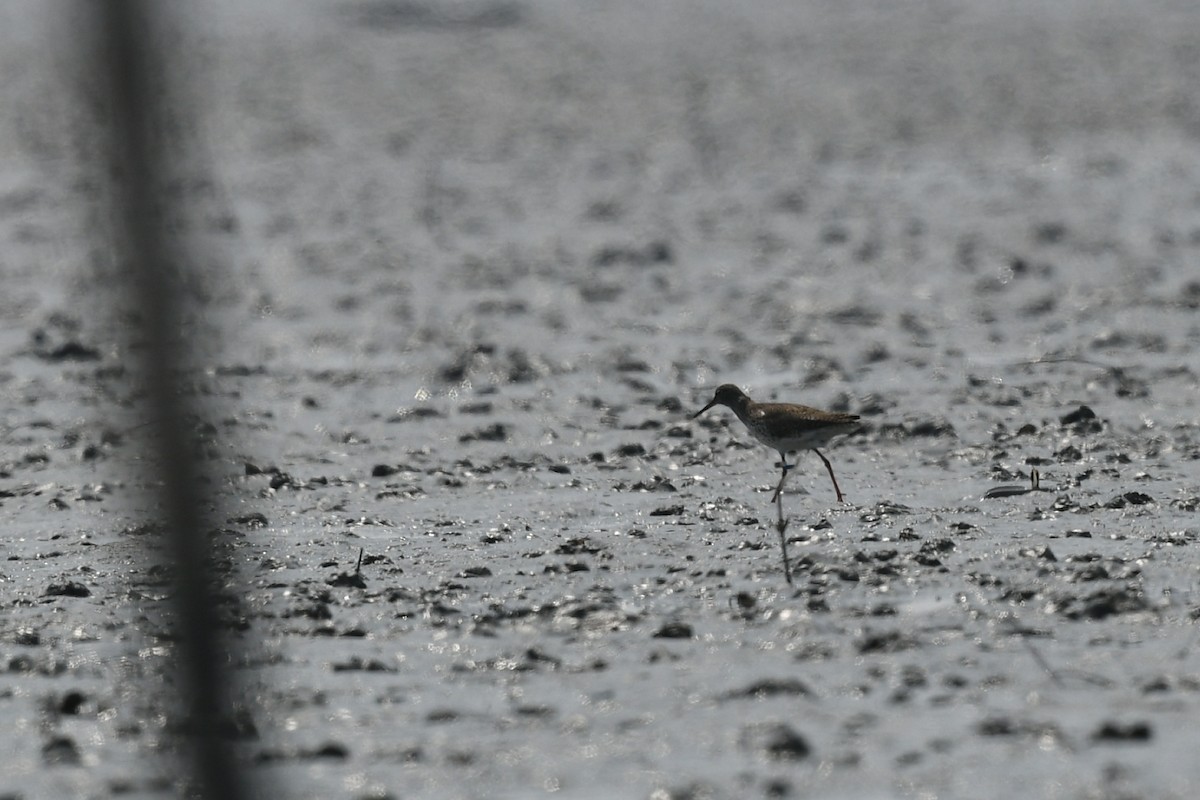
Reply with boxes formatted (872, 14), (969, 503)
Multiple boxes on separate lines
(3, 1), (1200, 798)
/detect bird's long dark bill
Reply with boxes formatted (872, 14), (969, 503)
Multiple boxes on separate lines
(692, 401), (717, 419)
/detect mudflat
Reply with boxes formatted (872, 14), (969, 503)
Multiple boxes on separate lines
(3, 2), (1199, 798)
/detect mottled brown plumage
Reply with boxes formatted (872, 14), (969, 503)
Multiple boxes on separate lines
(693, 384), (859, 502)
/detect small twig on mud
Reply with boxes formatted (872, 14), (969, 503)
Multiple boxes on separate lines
(1020, 636), (1065, 688)
(1013, 628), (1112, 688)
(1018, 355), (1123, 375)
(1018, 355), (1146, 396)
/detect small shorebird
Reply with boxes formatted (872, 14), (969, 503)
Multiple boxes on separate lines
(692, 384), (860, 503)
(693, 384), (861, 583)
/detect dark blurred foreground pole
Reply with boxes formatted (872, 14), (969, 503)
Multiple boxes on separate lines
(96, 3), (250, 798)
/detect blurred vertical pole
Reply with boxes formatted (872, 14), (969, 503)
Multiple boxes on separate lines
(95, 2), (250, 798)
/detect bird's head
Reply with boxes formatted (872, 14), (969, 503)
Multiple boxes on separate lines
(692, 384), (748, 419)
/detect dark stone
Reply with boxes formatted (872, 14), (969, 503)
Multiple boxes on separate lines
(57, 691), (86, 715)
(653, 622), (694, 639)
(555, 538), (602, 556)
(745, 723), (812, 761)
(722, 679), (812, 700)
(857, 630), (917, 653)
(459, 423), (508, 443)
(649, 504), (685, 516)
(1060, 405), (1102, 432)
(42, 735), (81, 766)
(1092, 721), (1152, 743)
(228, 512), (269, 528)
(1106, 491), (1153, 509)
(977, 716), (1015, 736)
(311, 742), (349, 759)
(43, 341), (102, 362)
(44, 582), (90, 598)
